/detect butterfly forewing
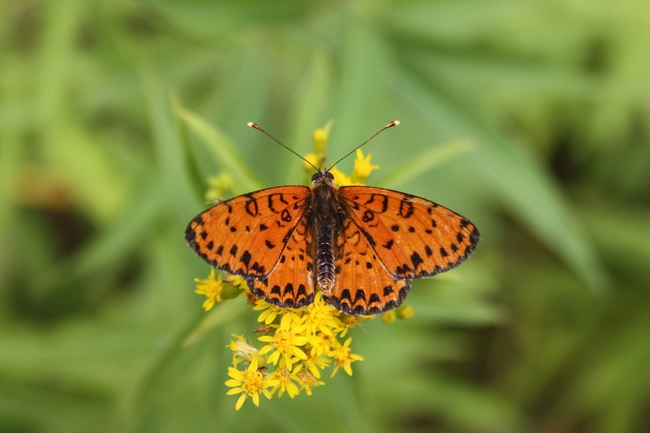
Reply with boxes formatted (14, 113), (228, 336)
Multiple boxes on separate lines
(185, 186), (311, 278)
(339, 186), (480, 280)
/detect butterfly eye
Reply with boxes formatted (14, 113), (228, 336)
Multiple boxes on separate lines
(324, 172), (334, 181)
(311, 172), (320, 182)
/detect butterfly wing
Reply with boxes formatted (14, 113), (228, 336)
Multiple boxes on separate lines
(185, 186), (310, 280)
(339, 186), (480, 280)
(246, 218), (315, 308)
(324, 218), (410, 315)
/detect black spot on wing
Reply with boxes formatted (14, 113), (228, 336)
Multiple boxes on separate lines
(369, 293), (381, 304)
(240, 250), (251, 267)
(411, 252), (424, 269)
(395, 263), (413, 276)
(399, 199), (415, 218)
(280, 209), (292, 222)
(244, 195), (258, 216)
(362, 210), (375, 222)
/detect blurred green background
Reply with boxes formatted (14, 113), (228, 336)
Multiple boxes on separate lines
(2, 0), (650, 432)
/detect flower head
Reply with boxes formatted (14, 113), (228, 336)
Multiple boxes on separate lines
(229, 334), (262, 366)
(329, 337), (364, 377)
(301, 292), (343, 336)
(194, 269), (223, 311)
(296, 369), (324, 396)
(228, 275), (249, 293)
(225, 356), (277, 410)
(268, 368), (301, 398)
(396, 305), (415, 320)
(352, 149), (379, 183)
(330, 166), (353, 187)
(312, 121), (333, 154)
(258, 314), (311, 371)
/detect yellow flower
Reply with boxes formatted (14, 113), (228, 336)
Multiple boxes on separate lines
(258, 314), (311, 371)
(228, 334), (262, 366)
(329, 337), (364, 377)
(313, 128), (329, 153)
(351, 149), (379, 183)
(303, 153), (319, 172)
(312, 120), (333, 153)
(268, 368), (301, 398)
(297, 354), (331, 379)
(309, 332), (333, 357)
(329, 166), (354, 187)
(396, 305), (415, 320)
(295, 369), (324, 396)
(338, 314), (372, 337)
(194, 269), (223, 311)
(381, 310), (396, 324)
(301, 292), (343, 336)
(253, 298), (289, 325)
(228, 275), (249, 293)
(225, 356), (277, 410)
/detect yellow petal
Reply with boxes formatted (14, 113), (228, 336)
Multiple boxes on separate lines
(235, 394), (246, 411)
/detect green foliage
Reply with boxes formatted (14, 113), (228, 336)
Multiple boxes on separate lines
(1, 0), (649, 432)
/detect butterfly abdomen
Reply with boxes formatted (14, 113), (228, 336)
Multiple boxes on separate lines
(309, 173), (342, 295)
(316, 224), (336, 294)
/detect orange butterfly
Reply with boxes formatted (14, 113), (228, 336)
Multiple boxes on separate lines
(185, 121), (480, 315)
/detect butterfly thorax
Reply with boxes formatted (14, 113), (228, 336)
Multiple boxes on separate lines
(308, 170), (343, 296)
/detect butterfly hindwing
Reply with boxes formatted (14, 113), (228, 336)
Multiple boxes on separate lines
(339, 186), (480, 280)
(246, 218), (316, 308)
(324, 219), (410, 315)
(185, 185), (310, 278)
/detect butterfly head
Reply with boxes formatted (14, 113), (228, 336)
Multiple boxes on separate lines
(311, 169), (335, 186)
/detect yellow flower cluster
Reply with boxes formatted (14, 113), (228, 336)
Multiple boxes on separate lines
(225, 292), (365, 409)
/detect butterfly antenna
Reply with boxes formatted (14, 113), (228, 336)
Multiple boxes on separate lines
(247, 122), (320, 172)
(327, 120), (400, 172)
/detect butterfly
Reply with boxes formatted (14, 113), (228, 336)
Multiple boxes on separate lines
(185, 121), (480, 315)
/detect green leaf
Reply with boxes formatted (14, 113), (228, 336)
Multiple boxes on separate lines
(173, 100), (263, 192)
(375, 139), (476, 189)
